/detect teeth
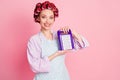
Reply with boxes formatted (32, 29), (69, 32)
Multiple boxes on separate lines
(44, 23), (50, 27)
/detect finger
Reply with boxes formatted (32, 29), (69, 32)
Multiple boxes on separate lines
(63, 27), (66, 33)
(64, 27), (68, 33)
(63, 50), (69, 53)
(66, 27), (69, 33)
(66, 27), (70, 33)
(60, 27), (63, 32)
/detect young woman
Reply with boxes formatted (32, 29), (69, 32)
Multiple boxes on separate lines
(27, 1), (89, 80)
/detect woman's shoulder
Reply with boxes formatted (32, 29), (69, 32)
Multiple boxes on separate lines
(28, 32), (42, 43)
(27, 32), (42, 48)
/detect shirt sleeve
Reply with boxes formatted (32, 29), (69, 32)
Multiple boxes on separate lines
(73, 35), (89, 50)
(27, 37), (50, 73)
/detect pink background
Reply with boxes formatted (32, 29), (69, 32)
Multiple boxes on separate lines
(0, 0), (120, 80)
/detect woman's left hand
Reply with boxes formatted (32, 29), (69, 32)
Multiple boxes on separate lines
(59, 26), (82, 41)
(59, 27), (70, 33)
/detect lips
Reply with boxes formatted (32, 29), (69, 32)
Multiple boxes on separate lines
(44, 23), (50, 27)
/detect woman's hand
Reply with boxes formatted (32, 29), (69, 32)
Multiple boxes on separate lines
(55, 50), (70, 56)
(48, 50), (71, 61)
(59, 27), (70, 33)
(59, 26), (79, 37)
(59, 27), (82, 41)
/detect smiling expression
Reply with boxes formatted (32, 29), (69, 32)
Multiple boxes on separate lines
(39, 9), (55, 30)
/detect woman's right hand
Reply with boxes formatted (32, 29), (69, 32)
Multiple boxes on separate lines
(48, 50), (71, 61)
(55, 50), (70, 56)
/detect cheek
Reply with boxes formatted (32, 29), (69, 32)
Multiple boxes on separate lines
(40, 18), (46, 24)
(50, 19), (55, 23)
(51, 20), (54, 24)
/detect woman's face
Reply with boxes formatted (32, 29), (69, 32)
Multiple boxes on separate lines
(39, 9), (55, 30)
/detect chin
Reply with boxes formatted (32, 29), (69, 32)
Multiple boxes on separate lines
(44, 27), (51, 30)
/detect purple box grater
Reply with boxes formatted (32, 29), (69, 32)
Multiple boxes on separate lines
(57, 29), (74, 50)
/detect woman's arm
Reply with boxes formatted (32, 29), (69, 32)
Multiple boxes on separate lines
(59, 27), (89, 49)
(71, 30), (89, 49)
(48, 50), (69, 61)
(27, 37), (50, 73)
(27, 36), (70, 73)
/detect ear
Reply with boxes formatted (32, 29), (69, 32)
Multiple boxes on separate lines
(37, 16), (40, 23)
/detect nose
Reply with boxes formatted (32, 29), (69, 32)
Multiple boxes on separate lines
(46, 18), (50, 23)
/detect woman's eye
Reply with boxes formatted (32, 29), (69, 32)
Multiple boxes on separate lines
(50, 17), (54, 19)
(41, 16), (46, 18)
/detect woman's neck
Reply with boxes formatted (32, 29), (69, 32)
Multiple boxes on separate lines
(41, 28), (53, 40)
(41, 28), (51, 34)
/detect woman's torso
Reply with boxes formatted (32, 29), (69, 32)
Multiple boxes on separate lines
(34, 32), (70, 80)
